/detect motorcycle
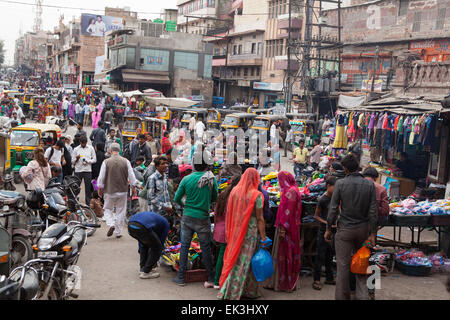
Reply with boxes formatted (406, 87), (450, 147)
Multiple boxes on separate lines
(0, 191), (35, 271)
(0, 221), (100, 300)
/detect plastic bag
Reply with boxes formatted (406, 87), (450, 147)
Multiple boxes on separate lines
(251, 248), (274, 282)
(351, 245), (371, 275)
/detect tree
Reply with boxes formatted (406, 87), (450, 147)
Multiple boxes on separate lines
(0, 40), (4, 66)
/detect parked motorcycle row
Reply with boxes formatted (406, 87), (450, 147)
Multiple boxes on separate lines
(0, 175), (100, 300)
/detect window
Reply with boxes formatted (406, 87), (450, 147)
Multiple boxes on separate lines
(233, 45), (237, 55)
(223, 48), (227, 55)
(251, 43), (256, 54)
(436, 8), (446, 30)
(192, 89), (200, 95)
(258, 42), (263, 55)
(214, 48), (220, 56)
(256, 67), (260, 76)
(238, 45), (242, 54)
(250, 67), (254, 76)
(244, 68), (248, 76)
(412, 11), (421, 32)
(398, 0), (408, 16)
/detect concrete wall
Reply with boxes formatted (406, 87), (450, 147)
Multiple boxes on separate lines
(173, 68), (214, 106)
(323, 0), (450, 44)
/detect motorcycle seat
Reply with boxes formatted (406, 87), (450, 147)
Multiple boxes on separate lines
(71, 228), (86, 250)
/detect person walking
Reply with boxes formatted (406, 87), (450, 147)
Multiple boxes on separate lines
(310, 139), (322, 169)
(105, 129), (122, 158)
(90, 121), (107, 149)
(188, 115), (196, 138)
(213, 176), (241, 289)
(313, 176), (337, 291)
(284, 125), (293, 158)
(131, 134), (152, 167)
(103, 107), (114, 133)
(266, 171), (302, 292)
(128, 211), (170, 279)
(161, 131), (172, 155)
(83, 101), (90, 127)
(91, 108), (101, 129)
(217, 168), (269, 300)
(173, 153), (218, 287)
(325, 155), (377, 300)
(72, 136), (96, 205)
(20, 148), (51, 191)
(98, 143), (140, 238)
(92, 143), (105, 180)
(75, 101), (82, 124)
(147, 156), (172, 218)
(146, 134), (160, 157)
(44, 140), (65, 183)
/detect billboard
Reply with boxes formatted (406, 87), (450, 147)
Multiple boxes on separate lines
(81, 14), (123, 37)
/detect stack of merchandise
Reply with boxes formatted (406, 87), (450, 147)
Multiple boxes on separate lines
(213, 161), (222, 176)
(301, 178), (326, 202)
(262, 172), (280, 197)
(390, 199), (450, 216)
(162, 234), (203, 272)
(429, 254), (450, 273)
(395, 250), (433, 276)
(218, 177), (231, 192)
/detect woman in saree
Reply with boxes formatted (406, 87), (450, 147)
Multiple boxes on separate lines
(265, 171), (302, 292)
(218, 168), (268, 300)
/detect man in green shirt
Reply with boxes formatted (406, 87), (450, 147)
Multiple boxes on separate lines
(173, 151), (218, 287)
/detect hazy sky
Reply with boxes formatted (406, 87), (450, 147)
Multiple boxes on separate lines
(0, 0), (178, 65)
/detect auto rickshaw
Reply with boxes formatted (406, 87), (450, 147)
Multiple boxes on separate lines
(206, 109), (235, 130)
(230, 105), (251, 113)
(248, 107), (276, 116)
(122, 116), (145, 145)
(250, 114), (287, 146)
(0, 132), (14, 191)
(286, 113), (317, 146)
(10, 124), (62, 183)
(221, 113), (258, 131)
(144, 118), (167, 141)
(180, 108), (208, 129)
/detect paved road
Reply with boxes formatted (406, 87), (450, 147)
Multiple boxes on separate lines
(17, 122), (450, 300)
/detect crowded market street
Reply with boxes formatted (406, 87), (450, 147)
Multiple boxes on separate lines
(1, 0), (449, 305)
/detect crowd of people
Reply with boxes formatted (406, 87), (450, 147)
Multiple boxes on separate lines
(2, 80), (402, 301)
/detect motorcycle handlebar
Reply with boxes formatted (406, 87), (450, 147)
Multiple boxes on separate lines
(85, 223), (101, 229)
(0, 212), (16, 218)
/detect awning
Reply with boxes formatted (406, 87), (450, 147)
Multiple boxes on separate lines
(122, 90), (143, 98)
(145, 97), (198, 108)
(102, 85), (122, 97)
(143, 88), (165, 98)
(122, 70), (170, 84)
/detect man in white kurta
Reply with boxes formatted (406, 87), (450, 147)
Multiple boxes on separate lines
(98, 143), (139, 238)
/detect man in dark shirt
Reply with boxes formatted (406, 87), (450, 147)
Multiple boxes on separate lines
(166, 147), (180, 180)
(131, 134), (152, 167)
(128, 211), (170, 280)
(313, 176), (337, 290)
(325, 155), (377, 300)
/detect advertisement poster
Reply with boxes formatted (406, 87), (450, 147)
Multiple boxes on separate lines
(81, 14), (123, 37)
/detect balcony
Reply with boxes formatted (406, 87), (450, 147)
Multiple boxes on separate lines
(278, 17), (303, 30)
(228, 53), (263, 66)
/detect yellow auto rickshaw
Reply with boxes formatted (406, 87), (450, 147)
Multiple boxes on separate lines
(221, 113), (258, 131)
(10, 124), (62, 183)
(250, 114), (287, 146)
(180, 108), (208, 129)
(144, 118), (167, 141)
(207, 109), (235, 130)
(22, 93), (36, 117)
(122, 116), (145, 144)
(286, 113), (317, 146)
(0, 132), (14, 190)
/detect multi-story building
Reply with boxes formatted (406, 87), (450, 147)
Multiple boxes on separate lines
(260, 0), (303, 108)
(15, 31), (49, 76)
(176, 0), (232, 35)
(207, 0), (267, 104)
(322, 0), (450, 93)
(103, 28), (214, 106)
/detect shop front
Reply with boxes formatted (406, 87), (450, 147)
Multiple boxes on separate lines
(253, 82), (283, 108)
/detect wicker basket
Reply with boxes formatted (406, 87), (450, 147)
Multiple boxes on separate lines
(185, 269), (208, 283)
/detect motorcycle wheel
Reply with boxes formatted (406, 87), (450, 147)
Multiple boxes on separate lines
(79, 206), (98, 237)
(11, 235), (33, 270)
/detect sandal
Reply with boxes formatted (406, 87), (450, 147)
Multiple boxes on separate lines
(325, 280), (336, 285)
(312, 281), (322, 290)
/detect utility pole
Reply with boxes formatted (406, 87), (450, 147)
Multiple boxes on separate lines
(371, 45), (379, 92)
(285, 0), (293, 113)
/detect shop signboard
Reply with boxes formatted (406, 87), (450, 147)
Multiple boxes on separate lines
(238, 80), (251, 87)
(253, 82), (283, 91)
(361, 79), (382, 92)
(81, 14), (123, 37)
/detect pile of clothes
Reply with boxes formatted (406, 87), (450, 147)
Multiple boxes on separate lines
(395, 250), (432, 267)
(162, 234), (203, 271)
(218, 177), (231, 191)
(262, 172), (281, 197)
(429, 254), (450, 273)
(390, 199), (450, 216)
(301, 178), (327, 202)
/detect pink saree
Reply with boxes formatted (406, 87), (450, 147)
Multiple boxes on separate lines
(269, 171), (302, 292)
